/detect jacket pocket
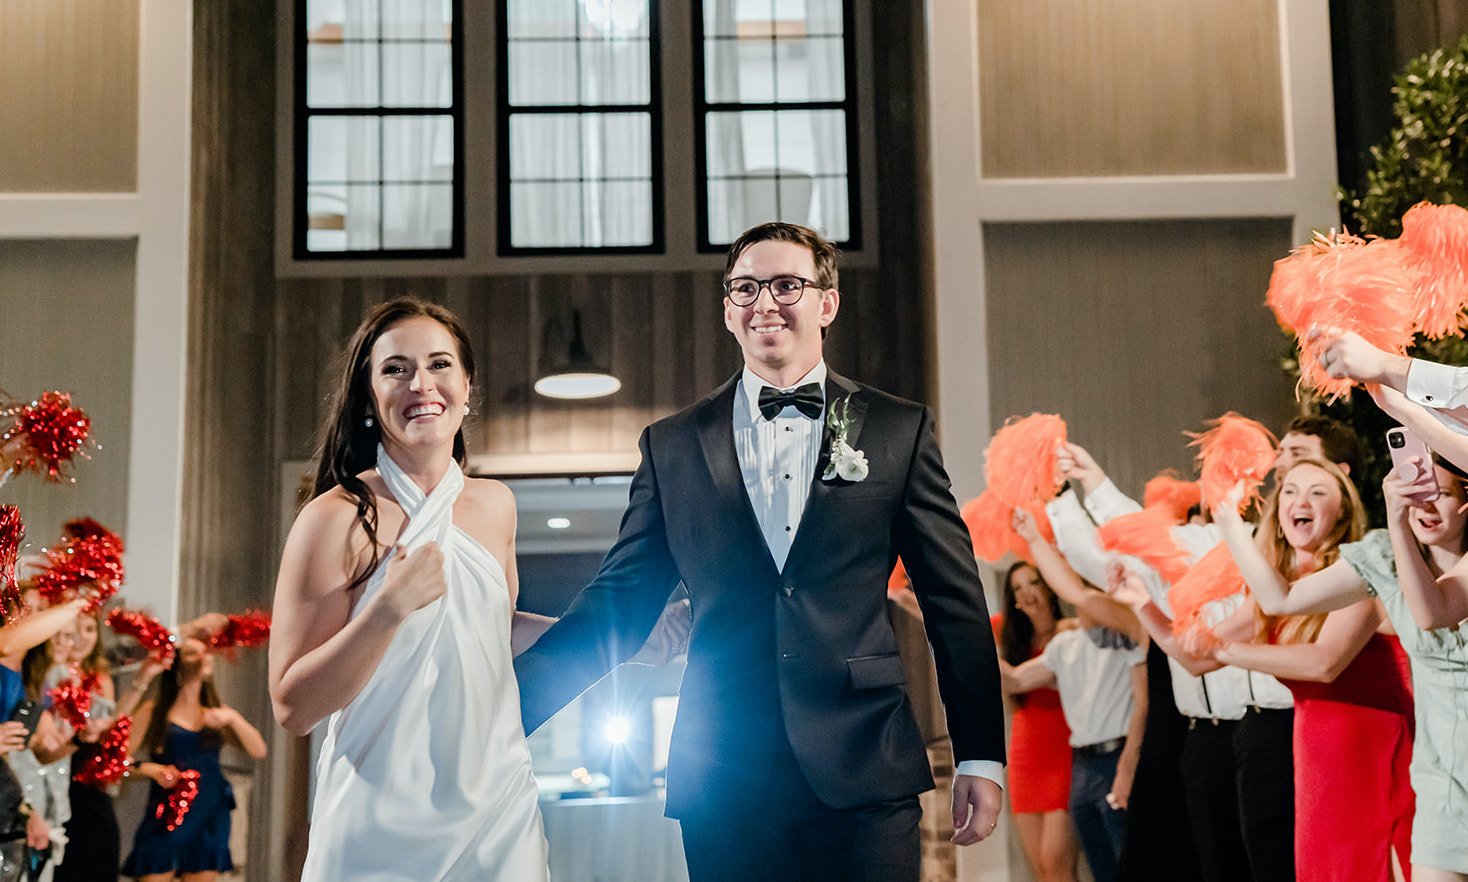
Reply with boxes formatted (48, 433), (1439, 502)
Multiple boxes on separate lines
(846, 653), (906, 689)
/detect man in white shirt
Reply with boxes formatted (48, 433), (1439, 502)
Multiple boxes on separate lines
(515, 222), (1005, 882)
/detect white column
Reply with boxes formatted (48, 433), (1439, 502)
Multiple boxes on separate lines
(124, 0), (193, 622)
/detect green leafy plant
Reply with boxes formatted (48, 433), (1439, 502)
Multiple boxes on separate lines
(1289, 36), (1468, 521)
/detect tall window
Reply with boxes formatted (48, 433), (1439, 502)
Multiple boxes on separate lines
(297, 0), (462, 256)
(497, 0), (662, 253)
(695, 0), (857, 249)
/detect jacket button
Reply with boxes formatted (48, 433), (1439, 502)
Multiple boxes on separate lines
(782, 584), (794, 597)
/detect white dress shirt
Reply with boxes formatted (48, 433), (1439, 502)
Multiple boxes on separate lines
(1406, 358), (1468, 436)
(732, 362), (1005, 789)
(1052, 480), (1289, 717)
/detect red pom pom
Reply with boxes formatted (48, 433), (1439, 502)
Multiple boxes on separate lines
(105, 608), (177, 665)
(48, 680), (93, 731)
(208, 610), (272, 655)
(34, 520), (124, 613)
(1188, 414), (1277, 515)
(3, 391), (92, 482)
(1097, 508), (1192, 584)
(1166, 544), (1246, 642)
(1142, 471), (1201, 525)
(1398, 202), (1468, 339)
(155, 769), (201, 832)
(1265, 231), (1418, 401)
(0, 506), (23, 620)
(984, 414), (1068, 508)
(74, 716), (132, 786)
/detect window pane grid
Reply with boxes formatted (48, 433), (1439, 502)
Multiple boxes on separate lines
(298, 0), (463, 257)
(695, 0), (858, 249)
(499, 0), (662, 253)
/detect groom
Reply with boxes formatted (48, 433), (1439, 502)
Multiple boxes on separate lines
(514, 222), (1005, 881)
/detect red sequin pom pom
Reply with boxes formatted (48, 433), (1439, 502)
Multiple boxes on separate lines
(4, 391), (92, 482)
(74, 716), (132, 786)
(156, 769), (201, 832)
(105, 608), (177, 665)
(35, 519), (125, 612)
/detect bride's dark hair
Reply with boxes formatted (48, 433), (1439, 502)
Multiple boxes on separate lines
(312, 297), (477, 591)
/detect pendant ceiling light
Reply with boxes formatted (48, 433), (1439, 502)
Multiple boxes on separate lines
(534, 310), (621, 400)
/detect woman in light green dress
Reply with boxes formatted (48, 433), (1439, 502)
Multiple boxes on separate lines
(1231, 457), (1468, 880)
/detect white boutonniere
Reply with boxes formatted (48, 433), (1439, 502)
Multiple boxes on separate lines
(822, 395), (868, 483)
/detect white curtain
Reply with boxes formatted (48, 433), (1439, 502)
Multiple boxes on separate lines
(508, 2), (654, 249)
(701, 0), (848, 243)
(342, 0), (453, 249)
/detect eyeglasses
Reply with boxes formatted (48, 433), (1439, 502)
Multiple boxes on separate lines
(722, 275), (820, 307)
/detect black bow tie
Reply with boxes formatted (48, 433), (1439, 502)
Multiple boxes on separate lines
(758, 383), (824, 420)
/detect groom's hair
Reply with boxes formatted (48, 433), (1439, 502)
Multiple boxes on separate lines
(724, 222), (840, 291)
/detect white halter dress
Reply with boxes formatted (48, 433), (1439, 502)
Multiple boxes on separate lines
(300, 448), (549, 881)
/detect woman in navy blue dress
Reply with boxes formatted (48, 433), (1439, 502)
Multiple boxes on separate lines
(121, 637), (266, 882)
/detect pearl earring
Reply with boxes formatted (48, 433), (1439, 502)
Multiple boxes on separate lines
(463, 404), (470, 416)
(364, 415), (375, 428)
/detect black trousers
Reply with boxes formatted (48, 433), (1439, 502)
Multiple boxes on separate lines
(679, 752), (922, 882)
(1120, 642), (1199, 881)
(1180, 718), (1254, 882)
(1233, 707), (1295, 882)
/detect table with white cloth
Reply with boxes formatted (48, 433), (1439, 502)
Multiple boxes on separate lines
(540, 795), (689, 882)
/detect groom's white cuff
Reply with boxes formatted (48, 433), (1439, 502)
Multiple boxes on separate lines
(955, 760), (1004, 790)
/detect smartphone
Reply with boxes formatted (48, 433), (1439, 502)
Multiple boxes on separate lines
(7, 699), (40, 741)
(1387, 427), (1440, 503)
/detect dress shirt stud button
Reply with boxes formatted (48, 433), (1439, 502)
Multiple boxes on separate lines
(784, 426), (793, 433)
(784, 525), (791, 532)
(783, 473), (791, 480)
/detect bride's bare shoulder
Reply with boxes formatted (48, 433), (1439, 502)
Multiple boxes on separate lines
(461, 476), (516, 516)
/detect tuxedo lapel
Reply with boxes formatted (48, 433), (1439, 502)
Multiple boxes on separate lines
(695, 374), (782, 579)
(785, 371), (869, 572)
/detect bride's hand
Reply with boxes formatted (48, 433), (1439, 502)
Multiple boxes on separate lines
(628, 599), (692, 666)
(374, 543), (447, 622)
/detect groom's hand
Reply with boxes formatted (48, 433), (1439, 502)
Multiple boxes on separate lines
(951, 775), (1002, 845)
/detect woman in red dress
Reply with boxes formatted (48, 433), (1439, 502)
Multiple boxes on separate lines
(1204, 459), (1415, 882)
(994, 562), (1079, 882)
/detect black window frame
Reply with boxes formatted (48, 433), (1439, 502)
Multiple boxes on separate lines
(691, 0), (863, 253)
(293, 0), (467, 261)
(494, 0), (666, 257)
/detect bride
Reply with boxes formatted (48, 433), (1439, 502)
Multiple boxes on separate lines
(268, 298), (684, 880)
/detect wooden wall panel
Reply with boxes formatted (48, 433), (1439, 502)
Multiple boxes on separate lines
(0, 240), (136, 549)
(984, 219), (1298, 499)
(0, 0), (139, 191)
(978, 0), (1287, 178)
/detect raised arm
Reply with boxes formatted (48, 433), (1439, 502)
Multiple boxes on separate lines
(1014, 509), (1143, 642)
(0, 598), (87, 660)
(1108, 566), (1222, 676)
(1384, 467), (1468, 629)
(999, 656), (1056, 696)
(1214, 598), (1379, 682)
(268, 493), (447, 736)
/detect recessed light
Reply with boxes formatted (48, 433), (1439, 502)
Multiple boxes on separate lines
(547, 517), (571, 529)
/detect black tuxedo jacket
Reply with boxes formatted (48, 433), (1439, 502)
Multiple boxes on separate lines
(514, 370), (1004, 815)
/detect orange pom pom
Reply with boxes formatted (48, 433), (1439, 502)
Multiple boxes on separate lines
(1166, 544), (1246, 640)
(887, 559), (909, 596)
(962, 491), (1013, 563)
(1142, 471), (1201, 525)
(1265, 231), (1418, 400)
(1398, 202), (1468, 339)
(1188, 414), (1277, 514)
(984, 414), (1068, 508)
(1097, 508), (1191, 584)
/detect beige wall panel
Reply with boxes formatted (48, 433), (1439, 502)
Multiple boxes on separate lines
(984, 219), (1297, 500)
(978, 0), (1287, 178)
(0, 240), (136, 552)
(0, 0), (140, 192)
